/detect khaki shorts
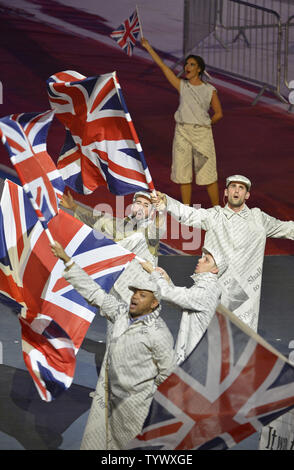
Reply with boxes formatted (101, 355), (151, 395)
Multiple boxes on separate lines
(171, 123), (218, 185)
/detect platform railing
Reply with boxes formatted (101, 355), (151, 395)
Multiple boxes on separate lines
(177, 0), (289, 105)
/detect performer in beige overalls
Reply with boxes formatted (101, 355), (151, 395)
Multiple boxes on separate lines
(141, 38), (223, 207)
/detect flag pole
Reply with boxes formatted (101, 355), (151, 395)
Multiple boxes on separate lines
(44, 228), (55, 245)
(136, 5), (143, 38)
(21, 182), (55, 244)
(204, 70), (212, 80)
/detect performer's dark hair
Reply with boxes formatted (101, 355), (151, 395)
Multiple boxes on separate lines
(184, 55), (206, 79)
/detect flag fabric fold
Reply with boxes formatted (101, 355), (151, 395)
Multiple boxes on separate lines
(0, 110), (65, 228)
(128, 304), (294, 450)
(0, 179), (136, 401)
(47, 70), (154, 195)
(110, 10), (141, 56)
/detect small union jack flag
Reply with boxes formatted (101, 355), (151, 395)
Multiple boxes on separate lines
(128, 306), (294, 450)
(0, 110), (64, 228)
(110, 10), (141, 56)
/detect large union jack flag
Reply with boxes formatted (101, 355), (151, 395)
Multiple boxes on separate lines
(0, 110), (64, 228)
(47, 70), (154, 196)
(128, 305), (294, 450)
(110, 10), (141, 56)
(0, 179), (135, 401)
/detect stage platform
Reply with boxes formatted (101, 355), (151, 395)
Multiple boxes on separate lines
(0, 254), (293, 451)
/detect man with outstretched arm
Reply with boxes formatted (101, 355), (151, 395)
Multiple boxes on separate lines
(50, 241), (175, 450)
(60, 190), (165, 262)
(60, 190), (166, 306)
(152, 175), (294, 332)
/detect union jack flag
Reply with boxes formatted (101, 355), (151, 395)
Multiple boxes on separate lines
(0, 179), (136, 401)
(0, 110), (64, 228)
(128, 305), (294, 450)
(47, 70), (154, 196)
(110, 10), (141, 56)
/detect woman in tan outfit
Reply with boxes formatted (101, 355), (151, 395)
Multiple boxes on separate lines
(141, 38), (223, 206)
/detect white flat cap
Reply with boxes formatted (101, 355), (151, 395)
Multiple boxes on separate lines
(129, 279), (160, 301)
(133, 191), (152, 202)
(202, 246), (228, 278)
(226, 175), (251, 190)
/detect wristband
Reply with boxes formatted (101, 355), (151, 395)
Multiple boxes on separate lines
(64, 258), (74, 268)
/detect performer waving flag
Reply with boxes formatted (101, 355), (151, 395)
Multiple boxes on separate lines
(47, 70), (154, 195)
(0, 179), (136, 401)
(0, 110), (65, 238)
(110, 8), (142, 56)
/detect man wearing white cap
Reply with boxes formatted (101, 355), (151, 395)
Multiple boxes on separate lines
(153, 175), (294, 332)
(60, 190), (164, 261)
(50, 240), (176, 450)
(141, 245), (227, 364)
(60, 190), (166, 305)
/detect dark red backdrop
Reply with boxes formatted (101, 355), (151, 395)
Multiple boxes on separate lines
(1, 5), (293, 254)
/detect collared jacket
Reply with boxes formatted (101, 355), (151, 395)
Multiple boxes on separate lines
(166, 195), (294, 332)
(64, 263), (176, 450)
(151, 270), (221, 364)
